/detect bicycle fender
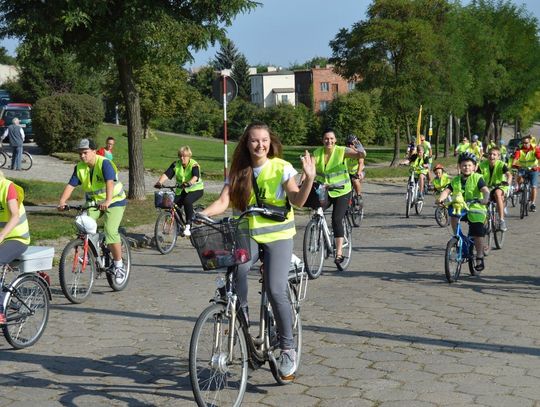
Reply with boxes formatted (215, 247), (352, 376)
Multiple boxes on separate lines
(14, 273), (53, 301)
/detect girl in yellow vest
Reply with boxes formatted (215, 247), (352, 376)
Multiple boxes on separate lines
(154, 146), (204, 237)
(0, 170), (30, 324)
(303, 129), (366, 270)
(58, 139), (127, 285)
(201, 122), (316, 379)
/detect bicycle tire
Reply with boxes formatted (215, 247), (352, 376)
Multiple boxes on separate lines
(339, 218), (353, 271)
(467, 242), (477, 276)
(154, 210), (178, 254)
(520, 188), (527, 219)
(0, 151), (6, 168)
(189, 303), (248, 407)
(270, 283), (303, 385)
(415, 198), (424, 215)
(350, 193), (363, 227)
(303, 218), (324, 279)
(2, 275), (49, 348)
(510, 188), (517, 207)
(106, 234), (132, 291)
(20, 152), (33, 170)
(444, 237), (462, 283)
(435, 207), (449, 227)
(484, 220), (492, 257)
(405, 188), (412, 218)
(59, 239), (96, 304)
(493, 210), (505, 249)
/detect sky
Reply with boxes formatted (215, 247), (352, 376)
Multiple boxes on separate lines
(2, 0), (540, 68)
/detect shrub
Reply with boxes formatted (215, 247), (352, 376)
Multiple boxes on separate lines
(33, 93), (104, 153)
(259, 103), (309, 145)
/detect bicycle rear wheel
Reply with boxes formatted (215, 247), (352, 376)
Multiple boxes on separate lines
(20, 152), (33, 170)
(303, 218), (324, 279)
(484, 216), (492, 257)
(2, 275), (49, 348)
(154, 210), (178, 254)
(349, 193), (363, 227)
(435, 207), (449, 227)
(106, 234), (132, 291)
(59, 239), (96, 304)
(444, 237), (462, 283)
(493, 211), (505, 249)
(0, 151), (6, 168)
(189, 303), (248, 407)
(467, 243), (477, 276)
(270, 283), (303, 385)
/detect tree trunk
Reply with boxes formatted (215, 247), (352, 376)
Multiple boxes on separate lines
(445, 116), (451, 158)
(390, 122), (401, 167)
(117, 57), (145, 200)
(454, 116), (461, 148)
(465, 111), (471, 139)
(406, 118), (411, 142)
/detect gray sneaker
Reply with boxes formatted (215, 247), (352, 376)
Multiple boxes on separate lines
(499, 219), (508, 232)
(114, 266), (126, 285)
(278, 349), (297, 378)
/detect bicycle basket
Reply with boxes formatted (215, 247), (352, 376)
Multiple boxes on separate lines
(154, 190), (175, 208)
(190, 218), (251, 270)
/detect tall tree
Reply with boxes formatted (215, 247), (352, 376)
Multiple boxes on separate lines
(231, 53), (251, 100)
(0, 1), (258, 199)
(0, 45), (15, 65)
(213, 40), (240, 70)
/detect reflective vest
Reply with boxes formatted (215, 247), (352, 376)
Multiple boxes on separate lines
(247, 158), (295, 244)
(345, 157), (358, 174)
(174, 159), (204, 194)
(456, 142), (470, 154)
(516, 148), (539, 169)
(76, 155), (126, 204)
(0, 180), (30, 244)
(410, 156), (428, 175)
(466, 143), (482, 159)
(314, 146), (352, 198)
(433, 173), (450, 193)
(450, 173), (486, 223)
(479, 160), (507, 188)
(421, 140), (431, 158)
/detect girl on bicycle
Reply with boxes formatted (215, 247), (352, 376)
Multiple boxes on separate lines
(154, 146), (204, 237)
(303, 129), (366, 270)
(200, 122), (315, 379)
(0, 170), (30, 324)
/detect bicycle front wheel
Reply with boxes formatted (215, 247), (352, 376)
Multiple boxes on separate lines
(435, 207), (449, 227)
(0, 151), (7, 168)
(2, 275), (49, 349)
(59, 239), (96, 304)
(20, 152), (33, 170)
(520, 188), (528, 219)
(106, 234), (132, 291)
(405, 188), (412, 218)
(444, 237), (462, 283)
(339, 218), (353, 271)
(189, 303), (248, 407)
(154, 210), (178, 254)
(493, 211), (505, 249)
(350, 193), (363, 227)
(415, 198), (424, 215)
(303, 218), (324, 279)
(484, 217), (492, 257)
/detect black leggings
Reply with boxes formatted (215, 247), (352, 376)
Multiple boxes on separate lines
(304, 188), (351, 238)
(174, 189), (203, 224)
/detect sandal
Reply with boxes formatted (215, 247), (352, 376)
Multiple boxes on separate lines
(334, 255), (344, 271)
(475, 257), (485, 273)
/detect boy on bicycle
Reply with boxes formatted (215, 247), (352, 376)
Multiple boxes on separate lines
(408, 144), (429, 200)
(437, 152), (490, 272)
(478, 147), (512, 231)
(433, 164), (450, 197)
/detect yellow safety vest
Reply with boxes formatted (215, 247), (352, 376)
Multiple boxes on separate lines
(450, 173), (486, 223)
(0, 180), (30, 244)
(247, 158), (295, 244)
(76, 155), (126, 204)
(433, 173), (450, 193)
(516, 148), (539, 169)
(174, 159), (204, 194)
(314, 146), (352, 198)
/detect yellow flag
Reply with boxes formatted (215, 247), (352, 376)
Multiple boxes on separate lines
(416, 105), (422, 145)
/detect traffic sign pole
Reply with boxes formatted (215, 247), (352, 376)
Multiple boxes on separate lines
(223, 75), (228, 179)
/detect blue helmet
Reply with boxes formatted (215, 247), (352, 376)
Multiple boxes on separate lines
(499, 139), (505, 145)
(471, 134), (479, 142)
(458, 152), (478, 164)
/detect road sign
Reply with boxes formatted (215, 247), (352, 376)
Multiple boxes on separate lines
(212, 76), (238, 105)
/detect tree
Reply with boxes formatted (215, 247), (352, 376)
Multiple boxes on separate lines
(212, 40), (241, 70)
(288, 56), (329, 71)
(190, 66), (218, 99)
(0, 46), (15, 65)
(0, 1), (258, 199)
(231, 53), (251, 100)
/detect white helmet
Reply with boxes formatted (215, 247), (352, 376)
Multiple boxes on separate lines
(75, 214), (97, 234)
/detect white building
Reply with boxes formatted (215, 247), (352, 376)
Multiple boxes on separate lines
(0, 64), (18, 85)
(250, 70), (296, 108)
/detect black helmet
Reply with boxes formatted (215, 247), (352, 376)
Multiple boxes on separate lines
(458, 152), (478, 164)
(346, 134), (358, 145)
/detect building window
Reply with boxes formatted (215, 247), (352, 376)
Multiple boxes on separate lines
(348, 81), (356, 91)
(320, 82), (329, 92)
(281, 94), (289, 103)
(319, 101), (329, 111)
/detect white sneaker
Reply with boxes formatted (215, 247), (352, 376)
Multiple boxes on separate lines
(278, 349), (297, 378)
(114, 266), (126, 285)
(183, 224), (191, 237)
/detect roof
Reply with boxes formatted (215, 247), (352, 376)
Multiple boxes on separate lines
(251, 70), (294, 76)
(272, 88), (295, 93)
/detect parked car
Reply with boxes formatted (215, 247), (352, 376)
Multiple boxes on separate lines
(507, 137), (522, 159)
(0, 89), (11, 107)
(0, 103), (33, 142)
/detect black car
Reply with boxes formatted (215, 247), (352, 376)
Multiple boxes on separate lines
(0, 103), (33, 142)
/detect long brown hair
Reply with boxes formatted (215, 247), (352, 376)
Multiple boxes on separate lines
(229, 122), (283, 210)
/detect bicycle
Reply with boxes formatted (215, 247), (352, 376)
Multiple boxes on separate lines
(485, 195), (506, 250)
(153, 184), (204, 254)
(405, 171), (424, 218)
(58, 203), (132, 304)
(189, 209), (307, 406)
(303, 187), (353, 279)
(1, 246), (53, 348)
(347, 176), (364, 227)
(443, 201), (480, 283)
(517, 169), (533, 219)
(0, 144), (33, 170)
(509, 169), (519, 208)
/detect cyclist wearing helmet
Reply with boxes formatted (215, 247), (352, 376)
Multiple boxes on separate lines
(512, 134), (540, 212)
(345, 134), (365, 197)
(408, 144), (429, 200)
(478, 147), (511, 231)
(467, 134), (483, 160)
(437, 152), (490, 272)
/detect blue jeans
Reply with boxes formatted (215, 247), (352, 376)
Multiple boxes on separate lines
(11, 146), (23, 170)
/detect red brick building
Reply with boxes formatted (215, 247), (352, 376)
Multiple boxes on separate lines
(294, 65), (356, 113)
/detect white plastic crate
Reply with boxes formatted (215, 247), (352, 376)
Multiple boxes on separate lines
(11, 246), (55, 273)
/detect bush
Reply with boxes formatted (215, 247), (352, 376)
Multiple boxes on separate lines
(259, 104), (310, 145)
(33, 93), (104, 153)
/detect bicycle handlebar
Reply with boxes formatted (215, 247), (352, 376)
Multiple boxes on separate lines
(58, 201), (99, 212)
(193, 207), (274, 226)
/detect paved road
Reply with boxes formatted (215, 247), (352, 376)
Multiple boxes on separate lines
(2, 178), (540, 406)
